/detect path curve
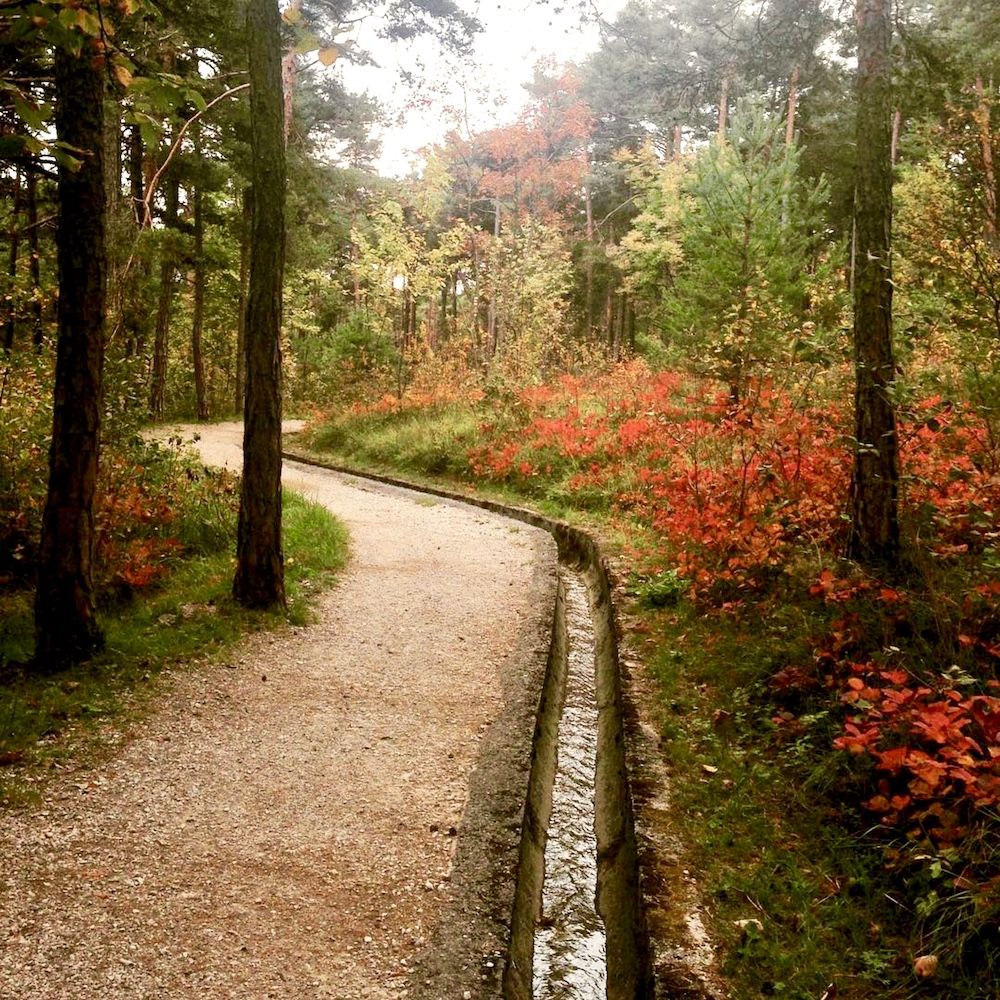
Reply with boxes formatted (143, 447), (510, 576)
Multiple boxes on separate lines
(0, 422), (558, 999)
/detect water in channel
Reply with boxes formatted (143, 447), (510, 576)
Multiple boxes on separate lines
(533, 570), (608, 999)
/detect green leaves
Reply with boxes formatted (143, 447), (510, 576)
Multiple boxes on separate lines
(56, 5), (103, 38)
(12, 94), (51, 133)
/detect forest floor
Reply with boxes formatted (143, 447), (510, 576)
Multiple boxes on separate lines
(0, 423), (558, 999)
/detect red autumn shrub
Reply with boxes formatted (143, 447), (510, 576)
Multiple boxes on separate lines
(835, 666), (1000, 846)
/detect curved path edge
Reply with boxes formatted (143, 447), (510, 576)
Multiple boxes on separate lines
(282, 448), (725, 999)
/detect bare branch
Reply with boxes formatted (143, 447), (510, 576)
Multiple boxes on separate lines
(141, 83), (250, 228)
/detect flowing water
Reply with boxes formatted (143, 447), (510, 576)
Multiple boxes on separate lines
(533, 570), (608, 999)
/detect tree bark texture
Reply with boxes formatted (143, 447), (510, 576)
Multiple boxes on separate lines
(149, 167), (178, 417)
(974, 76), (997, 244)
(122, 126), (150, 359)
(848, 0), (899, 566)
(585, 169), (594, 336)
(191, 186), (208, 420)
(26, 168), (42, 349)
(785, 66), (800, 148)
(35, 44), (107, 667)
(191, 127), (209, 420)
(235, 185), (252, 414)
(128, 124), (144, 223)
(5, 168), (22, 351)
(782, 67), (800, 228)
(718, 75), (730, 141)
(487, 199), (501, 358)
(234, 0), (286, 609)
(281, 0), (302, 143)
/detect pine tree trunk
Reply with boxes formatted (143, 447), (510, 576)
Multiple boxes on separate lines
(471, 232), (482, 361)
(890, 107), (902, 167)
(104, 95), (125, 351)
(975, 76), (997, 244)
(438, 281), (448, 345)
(782, 67), (800, 228)
(128, 124), (144, 224)
(281, 0), (302, 142)
(234, 0), (286, 610)
(27, 168), (42, 350)
(718, 75), (730, 141)
(122, 126), (149, 359)
(487, 199), (501, 358)
(848, 0), (899, 566)
(35, 44), (107, 667)
(5, 168), (22, 352)
(585, 170), (594, 337)
(149, 168), (178, 417)
(785, 66), (800, 147)
(191, 182), (208, 420)
(236, 185), (252, 414)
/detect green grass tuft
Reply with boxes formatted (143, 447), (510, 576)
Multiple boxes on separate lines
(309, 404), (481, 478)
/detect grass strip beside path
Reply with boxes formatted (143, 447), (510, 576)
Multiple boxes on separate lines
(0, 489), (348, 806)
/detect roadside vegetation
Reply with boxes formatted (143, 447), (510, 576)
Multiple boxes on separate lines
(297, 353), (1000, 998)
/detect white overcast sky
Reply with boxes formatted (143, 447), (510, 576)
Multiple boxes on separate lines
(336, 0), (625, 175)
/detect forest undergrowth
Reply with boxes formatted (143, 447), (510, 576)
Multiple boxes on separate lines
(0, 353), (348, 804)
(302, 356), (1000, 999)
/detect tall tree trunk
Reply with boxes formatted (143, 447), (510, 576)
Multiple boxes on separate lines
(234, 0), (286, 610)
(785, 66), (800, 147)
(975, 75), (997, 244)
(26, 168), (42, 350)
(890, 107), (902, 167)
(487, 198), (501, 357)
(613, 291), (628, 360)
(191, 150), (209, 421)
(782, 66), (800, 228)
(437, 281), (448, 345)
(148, 41), (179, 406)
(104, 94), (126, 352)
(236, 185), (252, 414)
(128, 124), (144, 224)
(849, 206), (857, 295)
(471, 233), (482, 361)
(281, 0), (302, 142)
(120, 125), (148, 358)
(35, 44), (107, 667)
(718, 74), (730, 141)
(608, 290), (617, 355)
(401, 283), (411, 347)
(4, 168), (22, 351)
(149, 167), (179, 417)
(848, 0), (899, 566)
(585, 166), (595, 337)
(672, 123), (683, 158)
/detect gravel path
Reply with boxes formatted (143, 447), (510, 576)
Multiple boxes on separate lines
(1, 423), (558, 999)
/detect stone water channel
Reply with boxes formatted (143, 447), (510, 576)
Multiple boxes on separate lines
(284, 451), (652, 999)
(532, 569), (607, 999)
(504, 546), (650, 1000)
